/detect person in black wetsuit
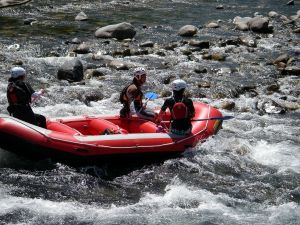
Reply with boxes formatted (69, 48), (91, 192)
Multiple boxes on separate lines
(119, 67), (156, 120)
(156, 79), (195, 135)
(6, 66), (46, 128)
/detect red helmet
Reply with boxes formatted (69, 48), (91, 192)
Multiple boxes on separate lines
(133, 67), (146, 80)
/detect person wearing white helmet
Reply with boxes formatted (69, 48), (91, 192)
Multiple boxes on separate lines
(156, 79), (195, 135)
(6, 66), (46, 128)
(119, 67), (156, 120)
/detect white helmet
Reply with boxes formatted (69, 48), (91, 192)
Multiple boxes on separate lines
(133, 67), (146, 80)
(11, 67), (26, 78)
(172, 79), (187, 91)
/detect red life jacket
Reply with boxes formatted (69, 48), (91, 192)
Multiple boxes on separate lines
(7, 82), (31, 106)
(171, 100), (188, 120)
(7, 82), (19, 105)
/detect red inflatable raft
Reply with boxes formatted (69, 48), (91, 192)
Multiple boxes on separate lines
(0, 102), (223, 163)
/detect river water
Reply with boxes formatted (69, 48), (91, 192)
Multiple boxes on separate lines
(0, 0), (300, 224)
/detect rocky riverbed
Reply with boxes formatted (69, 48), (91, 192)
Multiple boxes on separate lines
(0, 1), (299, 224)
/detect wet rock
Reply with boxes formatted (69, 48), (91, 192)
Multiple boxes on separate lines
(275, 99), (300, 111)
(233, 16), (252, 31)
(247, 17), (270, 33)
(95, 22), (136, 40)
(180, 48), (192, 56)
(281, 66), (300, 75)
(273, 54), (289, 65)
(139, 41), (154, 47)
(0, 0), (31, 8)
(220, 39), (239, 47)
(7, 44), (20, 51)
(289, 14), (299, 21)
(84, 69), (105, 79)
(266, 83), (280, 93)
(92, 54), (114, 64)
(24, 18), (36, 25)
(220, 100), (235, 110)
(73, 42), (90, 54)
(0, 54), (6, 62)
(258, 99), (286, 114)
(75, 11), (88, 21)
(131, 48), (149, 56)
(164, 42), (179, 50)
(206, 22), (219, 28)
(268, 11), (279, 18)
(12, 60), (23, 65)
(235, 22), (249, 31)
(57, 58), (84, 82)
(108, 60), (129, 70)
(178, 25), (198, 37)
(71, 38), (81, 44)
(194, 68), (208, 74)
(216, 5), (224, 9)
(286, 0), (294, 5)
(197, 81), (211, 88)
(82, 90), (104, 105)
(293, 28), (300, 33)
(238, 36), (257, 47)
(188, 40), (210, 48)
(155, 50), (166, 57)
(211, 53), (226, 61)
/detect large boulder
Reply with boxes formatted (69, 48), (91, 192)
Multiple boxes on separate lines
(57, 58), (84, 82)
(178, 25), (198, 37)
(0, 0), (31, 8)
(94, 22), (136, 40)
(247, 17), (270, 32)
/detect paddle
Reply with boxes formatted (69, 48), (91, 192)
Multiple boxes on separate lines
(161, 115), (234, 123)
(191, 115), (234, 122)
(139, 92), (159, 113)
(144, 92), (159, 101)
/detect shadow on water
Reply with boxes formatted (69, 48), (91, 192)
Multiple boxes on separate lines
(0, 147), (179, 180)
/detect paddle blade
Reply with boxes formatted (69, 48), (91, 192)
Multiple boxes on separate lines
(145, 92), (159, 100)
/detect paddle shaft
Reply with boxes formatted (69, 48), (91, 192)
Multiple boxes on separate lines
(161, 116), (234, 122)
(192, 116), (234, 121)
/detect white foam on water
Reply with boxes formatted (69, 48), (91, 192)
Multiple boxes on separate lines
(0, 178), (257, 224)
(250, 140), (300, 173)
(267, 202), (300, 225)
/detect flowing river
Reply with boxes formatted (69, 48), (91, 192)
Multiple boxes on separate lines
(0, 0), (299, 224)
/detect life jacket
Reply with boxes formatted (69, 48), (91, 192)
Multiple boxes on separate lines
(171, 98), (189, 120)
(119, 84), (143, 106)
(119, 84), (130, 105)
(7, 81), (32, 106)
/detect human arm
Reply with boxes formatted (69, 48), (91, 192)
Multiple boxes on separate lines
(31, 89), (44, 103)
(186, 98), (195, 118)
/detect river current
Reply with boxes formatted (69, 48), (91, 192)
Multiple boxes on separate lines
(0, 0), (300, 224)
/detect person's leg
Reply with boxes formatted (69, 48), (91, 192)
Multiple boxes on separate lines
(13, 106), (37, 125)
(35, 114), (47, 128)
(120, 106), (130, 118)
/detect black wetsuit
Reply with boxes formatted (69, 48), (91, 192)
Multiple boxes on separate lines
(7, 78), (46, 128)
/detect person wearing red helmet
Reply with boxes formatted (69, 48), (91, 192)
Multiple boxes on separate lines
(156, 79), (195, 135)
(119, 67), (156, 120)
(6, 67), (46, 128)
